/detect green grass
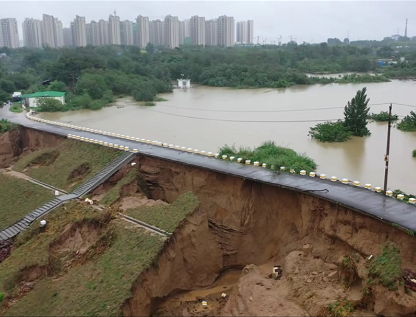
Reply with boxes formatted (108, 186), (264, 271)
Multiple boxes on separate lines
(0, 202), (103, 296)
(328, 300), (355, 317)
(1, 202), (165, 316)
(369, 243), (402, 290)
(13, 139), (122, 191)
(101, 169), (138, 206)
(9, 102), (23, 113)
(126, 192), (199, 232)
(0, 174), (54, 231)
(219, 141), (317, 173)
(0, 119), (18, 134)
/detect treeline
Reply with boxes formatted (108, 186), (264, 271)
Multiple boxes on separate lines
(0, 43), (415, 110)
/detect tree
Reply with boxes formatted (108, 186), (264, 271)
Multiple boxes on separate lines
(0, 89), (9, 106)
(0, 79), (16, 93)
(344, 87), (371, 137)
(48, 81), (67, 92)
(35, 97), (63, 111)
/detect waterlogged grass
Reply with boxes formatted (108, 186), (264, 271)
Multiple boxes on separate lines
(2, 202), (165, 316)
(13, 139), (122, 191)
(0, 174), (54, 231)
(219, 141), (317, 173)
(126, 192), (200, 232)
(369, 243), (402, 290)
(101, 169), (138, 206)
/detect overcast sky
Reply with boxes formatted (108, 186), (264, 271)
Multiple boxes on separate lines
(0, 1), (414, 44)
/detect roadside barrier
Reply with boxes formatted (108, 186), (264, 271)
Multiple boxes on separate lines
(25, 112), (416, 206)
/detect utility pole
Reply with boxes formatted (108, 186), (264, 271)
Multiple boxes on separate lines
(383, 103), (393, 194)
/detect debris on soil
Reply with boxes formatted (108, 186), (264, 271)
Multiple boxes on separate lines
(0, 240), (12, 263)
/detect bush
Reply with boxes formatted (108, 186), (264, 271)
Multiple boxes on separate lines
(36, 97), (63, 112)
(369, 111), (399, 122)
(144, 101), (155, 106)
(219, 141), (317, 173)
(413, 149), (416, 158)
(0, 119), (18, 134)
(397, 111), (416, 132)
(369, 243), (402, 290)
(309, 120), (352, 142)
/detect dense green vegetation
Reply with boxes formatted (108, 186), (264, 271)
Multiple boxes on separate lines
(0, 119), (18, 134)
(309, 120), (352, 142)
(309, 88), (371, 142)
(0, 40), (415, 111)
(219, 141), (317, 173)
(0, 174), (54, 231)
(413, 149), (416, 158)
(9, 102), (23, 113)
(397, 111), (416, 132)
(368, 111), (399, 122)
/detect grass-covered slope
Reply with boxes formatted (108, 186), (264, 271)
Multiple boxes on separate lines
(219, 141), (317, 173)
(13, 140), (122, 191)
(0, 174), (54, 231)
(126, 192), (199, 232)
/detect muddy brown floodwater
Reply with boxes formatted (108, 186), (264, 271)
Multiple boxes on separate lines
(39, 81), (416, 193)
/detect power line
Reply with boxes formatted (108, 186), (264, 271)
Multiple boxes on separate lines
(145, 108), (340, 123)
(153, 102), (390, 113)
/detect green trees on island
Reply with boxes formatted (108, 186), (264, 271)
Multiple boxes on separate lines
(368, 111), (399, 122)
(309, 87), (371, 142)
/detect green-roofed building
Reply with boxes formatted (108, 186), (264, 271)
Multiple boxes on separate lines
(21, 91), (66, 108)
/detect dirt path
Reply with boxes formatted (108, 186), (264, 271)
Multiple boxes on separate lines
(0, 167), (67, 194)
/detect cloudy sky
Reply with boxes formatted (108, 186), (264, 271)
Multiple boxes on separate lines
(0, 0), (414, 44)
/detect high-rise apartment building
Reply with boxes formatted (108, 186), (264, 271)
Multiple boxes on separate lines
(149, 19), (164, 46)
(120, 20), (134, 45)
(42, 14), (56, 47)
(190, 15), (205, 46)
(72, 15), (87, 47)
(178, 20), (185, 46)
(87, 20), (100, 46)
(217, 15), (235, 47)
(63, 27), (73, 46)
(22, 18), (43, 48)
(108, 14), (121, 45)
(247, 20), (254, 44)
(237, 20), (253, 44)
(164, 15), (179, 49)
(136, 16), (149, 49)
(98, 20), (109, 45)
(205, 19), (218, 46)
(0, 18), (19, 48)
(183, 19), (190, 38)
(54, 18), (64, 47)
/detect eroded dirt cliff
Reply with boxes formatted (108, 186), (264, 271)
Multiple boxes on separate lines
(120, 154), (416, 316)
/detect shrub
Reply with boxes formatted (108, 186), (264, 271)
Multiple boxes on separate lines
(413, 149), (416, 158)
(369, 243), (402, 290)
(36, 97), (63, 112)
(368, 111), (399, 122)
(309, 120), (352, 142)
(0, 119), (18, 134)
(144, 101), (155, 106)
(219, 141), (317, 173)
(397, 111), (416, 132)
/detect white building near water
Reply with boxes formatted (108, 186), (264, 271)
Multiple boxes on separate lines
(177, 79), (191, 89)
(21, 91), (66, 108)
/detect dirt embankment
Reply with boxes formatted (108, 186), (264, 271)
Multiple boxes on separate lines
(0, 127), (65, 168)
(120, 154), (416, 316)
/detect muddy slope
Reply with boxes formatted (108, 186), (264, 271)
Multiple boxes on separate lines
(121, 154), (416, 316)
(0, 127), (65, 168)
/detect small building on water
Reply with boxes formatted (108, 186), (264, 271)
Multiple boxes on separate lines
(21, 91), (66, 108)
(177, 79), (191, 89)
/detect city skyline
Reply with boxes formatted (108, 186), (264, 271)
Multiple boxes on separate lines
(0, 1), (413, 45)
(2, 13), (251, 49)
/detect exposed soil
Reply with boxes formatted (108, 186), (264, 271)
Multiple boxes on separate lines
(120, 194), (168, 210)
(120, 154), (416, 317)
(68, 162), (91, 183)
